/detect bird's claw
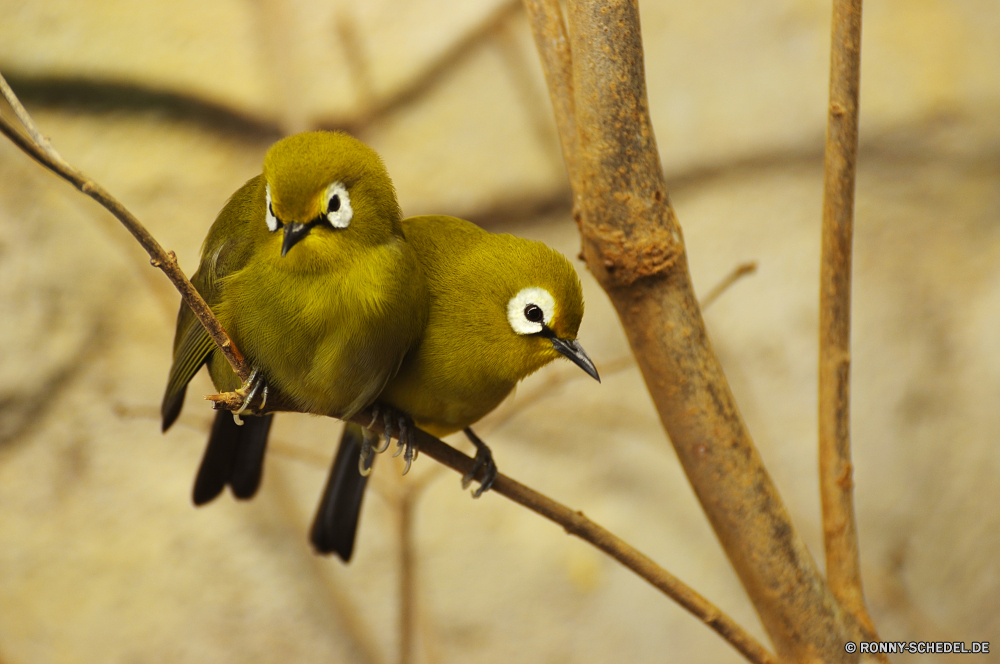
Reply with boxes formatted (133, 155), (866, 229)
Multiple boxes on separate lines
(386, 410), (417, 474)
(233, 367), (266, 426)
(399, 417), (417, 476)
(373, 426), (390, 454)
(358, 405), (418, 476)
(357, 427), (380, 477)
(462, 428), (498, 498)
(385, 411), (401, 457)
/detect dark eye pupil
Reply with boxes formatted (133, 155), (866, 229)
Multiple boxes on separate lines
(329, 195), (340, 212)
(524, 304), (544, 323)
(268, 203), (283, 229)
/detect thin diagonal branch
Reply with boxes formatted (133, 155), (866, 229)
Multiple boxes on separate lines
(819, 0), (878, 638)
(365, 416), (779, 664)
(0, 72), (67, 169)
(0, 81), (248, 385)
(1, 73), (775, 664)
(207, 387), (777, 664)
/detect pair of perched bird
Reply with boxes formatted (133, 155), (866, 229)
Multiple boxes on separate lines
(161, 131), (599, 561)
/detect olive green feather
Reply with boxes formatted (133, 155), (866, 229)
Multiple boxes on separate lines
(314, 214), (592, 560)
(380, 215), (584, 437)
(161, 131), (429, 505)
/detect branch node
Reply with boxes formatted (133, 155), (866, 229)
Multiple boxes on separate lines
(837, 462), (854, 489)
(206, 390), (246, 412)
(583, 223), (681, 288)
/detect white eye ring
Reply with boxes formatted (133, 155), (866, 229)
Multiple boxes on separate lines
(265, 185), (280, 232)
(507, 287), (555, 335)
(324, 181), (353, 229)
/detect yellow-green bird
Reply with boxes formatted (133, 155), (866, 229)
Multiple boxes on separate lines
(161, 131), (427, 505)
(310, 215), (599, 560)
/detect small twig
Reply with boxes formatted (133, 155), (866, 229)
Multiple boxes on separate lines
(700, 261), (759, 310)
(478, 354), (632, 435)
(819, 0), (881, 643)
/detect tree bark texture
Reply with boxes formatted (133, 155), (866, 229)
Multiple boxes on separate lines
(551, 1), (864, 660)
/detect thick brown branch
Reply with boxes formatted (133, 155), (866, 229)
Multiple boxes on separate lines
(544, 0), (864, 660)
(0, 107), (248, 384)
(819, 0), (878, 639)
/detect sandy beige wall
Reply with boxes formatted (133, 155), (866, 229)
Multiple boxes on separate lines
(1, 1), (998, 662)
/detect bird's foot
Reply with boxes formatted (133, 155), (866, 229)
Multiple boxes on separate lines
(357, 426), (381, 477)
(359, 404), (418, 476)
(356, 405), (386, 476)
(386, 409), (418, 475)
(462, 428), (498, 498)
(233, 368), (268, 426)
(369, 405), (391, 454)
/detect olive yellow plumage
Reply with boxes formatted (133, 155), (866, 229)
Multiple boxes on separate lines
(161, 131), (427, 504)
(381, 215), (592, 436)
(311, 215), (599, 560)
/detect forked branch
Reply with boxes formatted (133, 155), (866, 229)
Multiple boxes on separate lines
(525, 0), (871, 660)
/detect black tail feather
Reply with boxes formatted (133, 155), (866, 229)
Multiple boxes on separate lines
(230, 414), (274, 499)
(161, 385), (187, 433)
(193, 411), (273, 505)
(310, 423), (371, 562)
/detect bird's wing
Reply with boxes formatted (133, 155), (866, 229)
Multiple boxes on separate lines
(160, 175), (265, 432)
(160, 300), (215, 432)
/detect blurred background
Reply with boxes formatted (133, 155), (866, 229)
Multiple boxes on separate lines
(1, 0), (998, 662)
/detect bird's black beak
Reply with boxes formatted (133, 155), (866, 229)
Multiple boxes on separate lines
(281, 221), (312, 257)
(551, 336), (601, 382)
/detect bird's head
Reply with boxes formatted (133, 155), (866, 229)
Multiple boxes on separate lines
(261, 131), (401, 262)
(495, 238), (599, 383)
